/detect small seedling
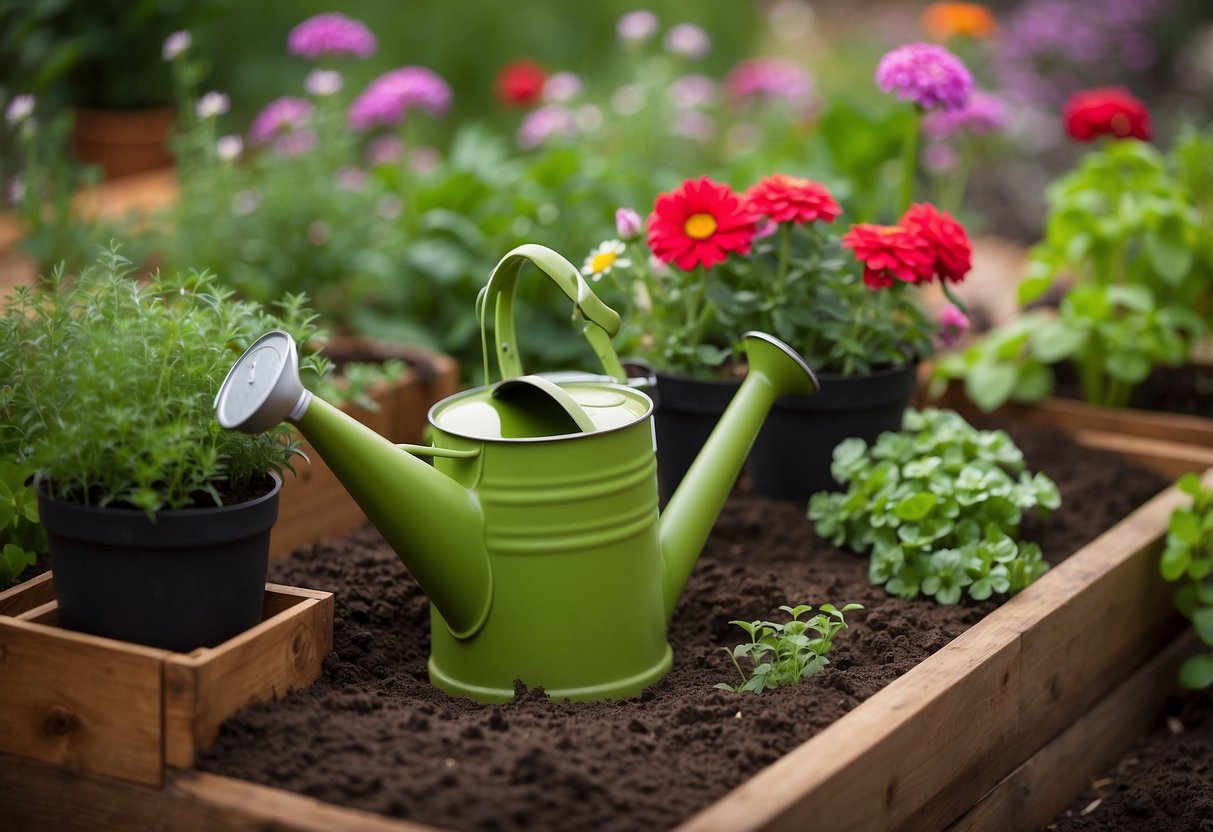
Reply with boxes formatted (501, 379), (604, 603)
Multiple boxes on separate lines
(716, 603), (863, 694)
(1159, 472), (1213, 691)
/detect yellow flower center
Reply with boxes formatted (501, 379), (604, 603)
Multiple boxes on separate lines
(590, 251), (618, 273)
(684, 213), (718, 240)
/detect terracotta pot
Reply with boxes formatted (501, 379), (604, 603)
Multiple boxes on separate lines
(72, 106), (175, 179)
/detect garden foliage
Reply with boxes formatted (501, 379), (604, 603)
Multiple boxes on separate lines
(809, 408), (1060, 604)
(717, 603), (863, 694)
(1160, 473), (1213, 691)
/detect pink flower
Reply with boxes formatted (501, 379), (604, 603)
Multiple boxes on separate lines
(162, 31), (190, 61)
(305, 69), (343, 97)
(349, 67), (452, 132)
(669, 74), (717, 109)
(922, 90), (1007, 139)
(664, 23), (710, 58)
(617, 10), (659, 42)
(288, 13), (376, 60)
(725, 58), (814, 107)
(615, 207), (643, 239)
(543, 72), (583, 103)
(365, 135), (403, 166)
(938, 303), (971, 346)
(248, 97), (313, 145)
(517, 105), (576, 150)
(876, 42), (973, 111)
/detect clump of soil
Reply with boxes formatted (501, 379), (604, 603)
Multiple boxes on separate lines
(1049, 692), (1213, 832)
(197, 425), (1168, 831)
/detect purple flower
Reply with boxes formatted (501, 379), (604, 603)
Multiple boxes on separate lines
(517, 105), (576, 151)
(305, 69), (343, 97)
(349, 67), (451, 132)
(922, 91), (1007, 139)
(938, 304), (971, 347)
(248, 97), (313, 145)
(276, 129), (317, 157)
(876, 43), (973, 111)
(664, 23), (710, 59)
(544, 72), (583, 103)
(196, 91), (230, 119)
(724, 58), (814, 107)
(923, 142), (959, 172)
(669, 74), (717, 109)
(617, 10), (659, 42)
(288, 13), (376, 60)
(615, 208), (643, 240)
(365, 135), (403, 166)
(162, 31), (190, 61)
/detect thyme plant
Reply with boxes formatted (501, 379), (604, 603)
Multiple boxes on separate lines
(1160, 473), (1213, 691)
(809, 408), (1060, 604)
(716, 603), (863, 694)
(0, 242), (331, 520)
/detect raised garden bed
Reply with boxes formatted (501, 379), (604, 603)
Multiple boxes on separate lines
(0, 573), (333, 787)
(3, 422), (1203, 831)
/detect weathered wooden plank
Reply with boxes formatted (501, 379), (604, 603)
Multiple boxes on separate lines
(0, 572), (53, 617)
(1074, 429), (1213, 480)
(680, 469), (1211, 832)
(163, 588), (333, 768)
(945, 630), (1198, 832)
(0, 754), (440, 832)
(0, 619), (169, 786)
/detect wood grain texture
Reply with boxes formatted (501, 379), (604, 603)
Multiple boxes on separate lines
(163, 586), (333, 769)
(1074, 430), (1213, 480)
(0, 754), (440, 832)
(0, 572), (53, 616)
(680, 469), (1211, 832)
(0, 618), (170, 786)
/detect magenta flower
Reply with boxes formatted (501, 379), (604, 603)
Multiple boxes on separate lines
(725, 58), (814, 107)
(876, 43), (973, 111)
(938, 303), (971, 347)
(288, 13), (376, 60)
(349, 67), (451, 132)
(922, 90), (1007, 139)
(517, 105), (576, 150)
(248, 97), (313, 145)
(615, 207), (643, 239)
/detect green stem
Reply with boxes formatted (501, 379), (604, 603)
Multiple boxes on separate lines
(899, 109), (921, 214)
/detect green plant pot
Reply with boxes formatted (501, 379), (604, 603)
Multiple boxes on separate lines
(39, 473), (281, 652)
(749, 362), (917, 501)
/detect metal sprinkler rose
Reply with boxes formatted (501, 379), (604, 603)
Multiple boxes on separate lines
(216, 244), (819, 702)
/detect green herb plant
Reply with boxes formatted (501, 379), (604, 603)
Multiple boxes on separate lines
(0, 242), (332, 519)
(932, 130), (1212, 411)
(1159, 472), (1213, 691)
(809, 408), (1060, 604)
(716, 603), (863, 694)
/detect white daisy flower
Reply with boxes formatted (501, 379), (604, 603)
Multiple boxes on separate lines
(581, 240), (632, 281)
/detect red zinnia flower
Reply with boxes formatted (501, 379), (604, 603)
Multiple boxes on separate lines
(899, 203), (972, 283)
(841, 224), (934, 289)
(496, 59), (547, 107)
(647, 177), (757, 271)
(1062, 87), (1150, 142)
(745, 174), (842, 226)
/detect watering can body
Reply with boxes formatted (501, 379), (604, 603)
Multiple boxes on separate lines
(216, 244), (818, 702)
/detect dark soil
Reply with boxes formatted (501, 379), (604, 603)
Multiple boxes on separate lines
(1048, 692), (1213, 832)
(1053, 363), (1213, 419)
(196, 425), (1168, 832)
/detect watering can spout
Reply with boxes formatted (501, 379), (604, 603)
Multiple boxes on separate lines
(215, 332), (492, 639)
(658, 333), (818, 621)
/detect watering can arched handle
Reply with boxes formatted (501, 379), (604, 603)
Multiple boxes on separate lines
(478, 244), (628, 384)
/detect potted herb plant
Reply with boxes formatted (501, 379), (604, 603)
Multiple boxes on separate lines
(0, 242), (330, 651)
(594, 177), (973, 501)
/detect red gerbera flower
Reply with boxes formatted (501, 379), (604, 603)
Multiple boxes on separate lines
(899, 203), (972, 283)
(841, 223), (934, 289)
(745, 174), (842, 225)
(647, 177), (757, 271)
(496, 59), (547, 107)
(1062, 87), (1150, 142)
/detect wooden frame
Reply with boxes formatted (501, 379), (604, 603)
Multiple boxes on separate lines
(0, 573), (333, 788)
(2, 469), (1206, 831)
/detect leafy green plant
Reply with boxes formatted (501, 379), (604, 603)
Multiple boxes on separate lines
(716, 602), (863, 694)
(0, 242), (332, 517)
(932, 129), (1213, 411)
(809, 408), (1060, 604)
(0, 460), (43, 588)
(1159, 472), (1213, 691)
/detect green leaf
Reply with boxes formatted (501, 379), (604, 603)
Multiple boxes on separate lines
(1161, 543), (1193, 582)
(1179, 654), (1213, 691)
(1193, 607), (1213, 647)
(965, 362), (1018, 413)
(1170, 510), (1202, 546)
(894, 492), (938, 521)
(1145, 216), (1194, 286)
(1031, 321), (1086, 364)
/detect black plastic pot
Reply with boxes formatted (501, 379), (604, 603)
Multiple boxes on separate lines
(38, 473), (281, 652)
(748, 362), (918, 501)
(653, 373), (742, 503)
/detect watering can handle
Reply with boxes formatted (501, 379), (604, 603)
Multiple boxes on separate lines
(478, 244), (629, 384)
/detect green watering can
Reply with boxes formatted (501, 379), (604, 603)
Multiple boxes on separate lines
(216, 244), (818, 702)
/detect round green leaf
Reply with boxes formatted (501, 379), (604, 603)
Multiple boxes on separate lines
(1179, 653), (1213, 691)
